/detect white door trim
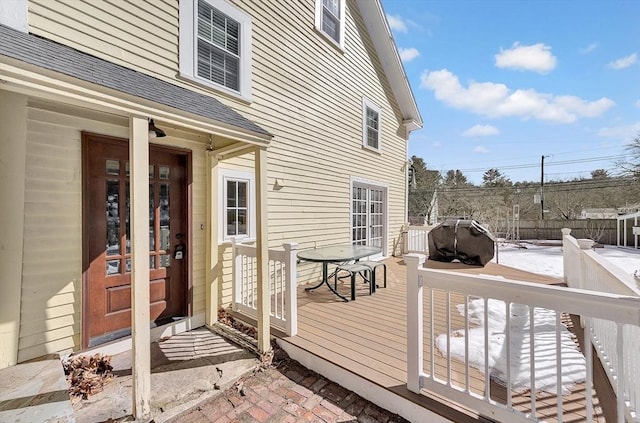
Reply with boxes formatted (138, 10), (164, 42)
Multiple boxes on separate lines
(349, 176), (388, 257)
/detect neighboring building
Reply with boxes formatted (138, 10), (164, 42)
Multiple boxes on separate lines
(618, 203), (640, 214)
(579, 208), (619, 219)
(0, 0), (421, 398)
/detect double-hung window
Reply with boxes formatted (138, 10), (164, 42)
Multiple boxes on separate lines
(179, 0), (252, 100)
(219, 169), (255, 242)
(315, 0), (345, 49)
(362, 98), (382, 151)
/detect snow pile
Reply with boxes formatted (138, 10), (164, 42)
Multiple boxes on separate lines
(435, 298), (586, 395)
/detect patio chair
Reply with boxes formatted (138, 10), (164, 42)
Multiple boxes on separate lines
(357, 260), (387, 291)
(334, 263), (373, 301)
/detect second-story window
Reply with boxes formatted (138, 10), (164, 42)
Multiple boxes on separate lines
(315, 0), (345, 49)
(179, 0), (252, 100)
(198, 1), (240, 91)
(362, 98), (382, 151)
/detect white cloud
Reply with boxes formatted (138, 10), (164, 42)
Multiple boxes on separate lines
(387, 15), (408, 33)
(580, 43), (598, 54)
(474, 146), (489, 154)
(635, 100), (640, 108)
(608, 53), (638, 69)
(494, 42), (557, 74)
(597, 123), (640, 140)
(432, 141), (442, 148)
(463, 124), (500, 137)
(420, 69), (615, 123)
(399, 47), (420, 62)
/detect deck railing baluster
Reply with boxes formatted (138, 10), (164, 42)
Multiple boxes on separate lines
(530, 305), (536, 417)
(230, 241), (298, 336)
(506, 301), (512, 409)
(464, 296), (470, 394)
(556, 312), (563, 423)
(585, 318), (594, 422)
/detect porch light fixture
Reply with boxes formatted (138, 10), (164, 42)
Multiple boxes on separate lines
(148, 119), (166, 138)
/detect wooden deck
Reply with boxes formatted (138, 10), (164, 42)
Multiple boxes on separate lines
(279, 257), (609, 422)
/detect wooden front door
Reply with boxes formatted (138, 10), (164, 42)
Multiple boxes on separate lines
(83, 133), (188, 347)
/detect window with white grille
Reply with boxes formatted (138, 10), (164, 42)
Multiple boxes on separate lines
(362, 98), (382, 151)
(315, 0), (345, 49)
(218, 169), (255, 242)
(179, 0), (252, 100)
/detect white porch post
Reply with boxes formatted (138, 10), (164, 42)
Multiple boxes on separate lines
(405, 253), (426, 393)
(0, 91), (27, 368)
(283, 242), (299, 337)
(205, 153), (219, 326)
(129, 115), (151, 419)
(255, 146), (270, 353)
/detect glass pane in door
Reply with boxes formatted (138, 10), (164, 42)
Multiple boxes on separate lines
(106, 180), (120, 257)
(369, 188), (384, 248)
(159, 183), (170, 268)
(351, 186), (367, 245)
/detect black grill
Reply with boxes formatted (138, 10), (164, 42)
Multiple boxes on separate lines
(428, 219), (495, 266)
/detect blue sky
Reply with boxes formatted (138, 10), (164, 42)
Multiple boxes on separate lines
(381, 0), (640, 184)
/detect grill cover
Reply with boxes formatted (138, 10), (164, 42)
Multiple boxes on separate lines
(428, 219), (495, 266)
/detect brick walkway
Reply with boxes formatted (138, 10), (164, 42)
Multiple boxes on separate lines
(172, 349), (409, 423)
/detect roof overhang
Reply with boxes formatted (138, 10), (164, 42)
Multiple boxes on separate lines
(0, 24), (272, 146)
(355, 0), (423, 135)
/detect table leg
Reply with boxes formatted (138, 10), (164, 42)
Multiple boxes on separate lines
(304, 262), (349, 302)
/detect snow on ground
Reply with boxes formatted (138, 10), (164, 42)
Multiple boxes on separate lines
(436, 241), (639, 395)
(492, 242), (640, 279)
(436, 299), (585, 395)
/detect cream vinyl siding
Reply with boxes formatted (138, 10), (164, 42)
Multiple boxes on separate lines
(28, 0), (409, 288)
(18, 103), (208, 362)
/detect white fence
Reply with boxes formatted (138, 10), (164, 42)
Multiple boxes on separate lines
(231, 240), (298, 336)
(563, 233), (640, 422)
(405, 225), (431, 253)
(405, 253), (640, 422)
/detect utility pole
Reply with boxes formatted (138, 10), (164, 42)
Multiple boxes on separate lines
(540, 155), (545, 220)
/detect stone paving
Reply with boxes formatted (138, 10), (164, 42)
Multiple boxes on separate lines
(171, 348), (409, 423)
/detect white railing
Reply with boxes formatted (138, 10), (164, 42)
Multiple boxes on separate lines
(231, 240), (298, 336)
(405, 253), (640, 423)
(405, 225), (431, 253)
(563, 232), (640, 422)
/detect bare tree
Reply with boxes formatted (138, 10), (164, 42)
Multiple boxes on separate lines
(586, 220), (606, 243)
(408, 156), (441, 224)
(617, 132), (640, 178)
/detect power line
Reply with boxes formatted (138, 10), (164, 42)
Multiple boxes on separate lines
(448, 154), (626, 173)
(411, 177), (636, 195)
(423, 143), (628, 172)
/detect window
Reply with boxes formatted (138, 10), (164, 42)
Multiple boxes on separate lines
(179, 0), (252, 100)
(315, 0), (345, 48)
(362, 98), (382, 151)
(219, 169), (255, 242)
(226, 179), (247, 236)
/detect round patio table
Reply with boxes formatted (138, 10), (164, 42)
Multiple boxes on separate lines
(297, 244), (381, 301)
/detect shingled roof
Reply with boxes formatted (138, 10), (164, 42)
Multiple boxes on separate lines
(0, 24), (271, 137)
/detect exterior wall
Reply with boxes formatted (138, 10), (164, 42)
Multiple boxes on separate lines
(27, 0), (409, 250)
(25, 1), (412, 330)
(17, 101), (209, 362)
